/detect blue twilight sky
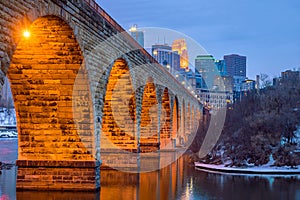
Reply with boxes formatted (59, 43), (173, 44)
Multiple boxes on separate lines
(97, 0), (300, 79)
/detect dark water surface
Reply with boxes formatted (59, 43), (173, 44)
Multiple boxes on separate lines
(0, 138), (300, 200)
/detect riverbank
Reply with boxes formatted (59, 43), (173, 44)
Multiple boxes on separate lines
(195, 162), (300, 175)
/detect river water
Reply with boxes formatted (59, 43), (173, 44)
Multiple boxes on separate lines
(0, 138), (300, 200)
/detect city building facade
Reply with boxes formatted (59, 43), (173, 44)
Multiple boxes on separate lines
(129, 24), (144, 47)
(215, 59), (227, 76)
(151, 44), (181, 73)
(172, 39), (189, 70)
(224, 54), (246, 77)
(195, 55), (217, 89)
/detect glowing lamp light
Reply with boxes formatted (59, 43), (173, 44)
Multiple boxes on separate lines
(23, 30), (30, 38)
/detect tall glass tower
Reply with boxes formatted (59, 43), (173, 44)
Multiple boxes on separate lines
(172, 39), (189, 70)
(223, 54), (246, 77)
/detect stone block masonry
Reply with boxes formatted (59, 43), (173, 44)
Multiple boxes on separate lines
(0, 0), (202, 190)
(16, 160), (100, 191)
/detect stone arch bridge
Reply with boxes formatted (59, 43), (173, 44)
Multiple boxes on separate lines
(0, 0), (202, 190)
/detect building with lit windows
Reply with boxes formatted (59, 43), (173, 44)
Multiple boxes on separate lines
(214, 75), (233, 91)
(215, 59), (227, 76)
(196, 88), (233, 110)
(242, 79), (256, 91)
(224, 54), (246, 77)
(172, 39), (189, 70)
(281, 69), (300, 80)
(195, 69), (204, 89)
(151, 44), (180, 73)
(195, 55), (217, 89)
(129, 24), (144, 47)
(273, 69), (300, 87)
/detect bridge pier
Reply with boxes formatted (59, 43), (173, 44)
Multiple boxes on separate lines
(16, 160), (100, 191)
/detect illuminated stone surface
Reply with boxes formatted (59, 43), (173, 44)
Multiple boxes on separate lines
(0, 0), (201, 191)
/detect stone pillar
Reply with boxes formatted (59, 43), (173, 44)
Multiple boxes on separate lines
(16, 160), (100, 191)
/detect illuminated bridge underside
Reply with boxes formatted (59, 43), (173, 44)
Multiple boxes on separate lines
(0, 0), (201, 191)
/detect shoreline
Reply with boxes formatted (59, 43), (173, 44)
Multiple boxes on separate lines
(195, 162), (300, 175)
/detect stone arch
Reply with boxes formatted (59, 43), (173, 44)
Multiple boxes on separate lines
(0, 1), (88, 85)
(172, 96), (179, 140)
(101, 58), (137, 152)
(187, 103), (191, 135)
(191, 105), (196, 133)
(8, 15), (93, 161)
(180, 99), (186, 144)
(198, 105), (202, 123)
(160, 87), (171, 148)
(140, 77), (159, 153)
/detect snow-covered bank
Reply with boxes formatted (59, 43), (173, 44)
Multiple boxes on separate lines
(195, 162), (300, 175)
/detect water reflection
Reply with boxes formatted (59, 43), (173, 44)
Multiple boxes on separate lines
(16, 191), (100, 200)
(100, 157), (185, 200)
(1, 139), (300, 200)
(182, 167), (300, 200)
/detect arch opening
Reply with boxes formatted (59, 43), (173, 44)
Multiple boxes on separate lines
(140, 78), (158, 153)
(187, 103), (191, 135)
(9, 15), (93, 161)
(181, 100), (186, 144)
(172, 96), (179, 140)
(160, 88), (171, 148)
(101, 58), (137, 152)
(191, 105), (195, 133)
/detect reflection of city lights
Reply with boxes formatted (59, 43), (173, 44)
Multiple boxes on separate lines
(23, 30), (30, 38)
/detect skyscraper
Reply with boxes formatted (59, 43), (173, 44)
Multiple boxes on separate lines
(215, 59), (227, 76)
(195, 55), (216, 89)
(129, 24), (144, 47)
(151, 44), (180, 72)
(172, 39), (189, 70)
(223, 54), (246, 77)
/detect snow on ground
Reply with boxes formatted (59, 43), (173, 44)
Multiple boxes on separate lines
(195, 162), (300, 174)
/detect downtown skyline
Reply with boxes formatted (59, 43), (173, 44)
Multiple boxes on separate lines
(98, 0), (300, 79)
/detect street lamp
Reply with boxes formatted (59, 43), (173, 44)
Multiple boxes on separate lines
(23, 30), (30, 38)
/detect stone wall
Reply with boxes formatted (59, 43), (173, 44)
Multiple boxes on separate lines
(0, 0), (202, 190)
(16, 160), (100, 191)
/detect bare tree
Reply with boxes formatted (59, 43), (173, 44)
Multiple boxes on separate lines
(260, 73), (272, 89)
